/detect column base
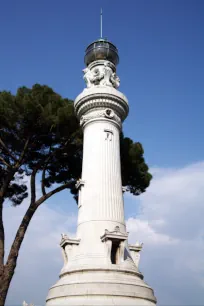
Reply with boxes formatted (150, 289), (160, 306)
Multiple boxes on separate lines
(46, 268), (157, 306)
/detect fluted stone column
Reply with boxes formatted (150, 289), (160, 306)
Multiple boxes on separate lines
(46, 39), (157, 306)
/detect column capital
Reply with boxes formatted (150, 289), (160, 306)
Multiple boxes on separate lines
(74, 86), (129, 128)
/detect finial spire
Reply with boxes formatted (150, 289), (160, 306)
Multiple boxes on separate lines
(100, 8), (103, 38)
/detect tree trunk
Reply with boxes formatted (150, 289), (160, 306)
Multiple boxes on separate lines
(0, 171), (16, 306)
(0, 199), (5, 306)
(0, 273), (10, 306)
(0, 203), (37, 306)
(0, 181), (71, 306)
(0, 198), (4, 267)
(0, 177), (12, 269)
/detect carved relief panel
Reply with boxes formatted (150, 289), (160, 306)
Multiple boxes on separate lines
(83, 61), (120, 89)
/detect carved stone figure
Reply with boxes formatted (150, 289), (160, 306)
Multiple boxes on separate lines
(83, 68), (94, 88)
(61, 233), (68, 240)
(23, 301), (34, 306)
(110, 72), (120, 88)
(83, 67), (104, 88)
(100, 61), (113, 87)
(92, 67), (104, 85)
(83, 61), (120, 89)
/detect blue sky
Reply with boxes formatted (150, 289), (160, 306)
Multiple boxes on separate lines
(1, 0), (203, 167)
(1, 1), (204, 305)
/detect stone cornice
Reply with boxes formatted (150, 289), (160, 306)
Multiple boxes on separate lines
(74, 87), (129, 123)
(60, 235), (80, 248)
(101, 226), (129, 242)
(129, 243), (143, 252)
(75, 179), (85, 190)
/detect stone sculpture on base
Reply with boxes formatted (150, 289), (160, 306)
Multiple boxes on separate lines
(22, 301), (34, 306)
(83, 60), (120, 89)
(46, 38), (157, 305)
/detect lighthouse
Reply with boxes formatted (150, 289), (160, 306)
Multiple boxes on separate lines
(46, 38), (157, 305)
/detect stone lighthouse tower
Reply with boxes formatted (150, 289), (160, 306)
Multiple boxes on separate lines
(46, 38), (157, 305)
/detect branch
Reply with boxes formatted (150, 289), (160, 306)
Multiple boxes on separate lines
(0, 170), (15, 202)
(35, 133), (79, 176)
(0, 137), (18, 163)
(39, 138), (75, 196)
(41, 145), (53, 196)
(4, 180), (74, 294)
(0, 198), (4, 270)
(0, 169), (15, 279)
(4, 169), (38, 289)
(41, 166), (46, 196)
(30, 170), (37, 204)
(15, 137), (30, 167)
(4, 201), (38, 295)
(36, 180), (73, 208)
(0, 156), (11, 168)
(0, 197), (5, 304)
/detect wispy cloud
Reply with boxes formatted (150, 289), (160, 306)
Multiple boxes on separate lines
(126, 161), (204, 305)
(4, 161), (204, 305)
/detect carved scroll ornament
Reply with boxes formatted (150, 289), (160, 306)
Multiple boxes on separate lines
(80, 109), (121, 126)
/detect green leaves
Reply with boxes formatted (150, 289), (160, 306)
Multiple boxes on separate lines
(0, 84), (81, 206)
(120, 133), (152, 195)
(0, 84), (152, 206)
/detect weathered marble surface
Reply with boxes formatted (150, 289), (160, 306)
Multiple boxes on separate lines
(46, 56), (157, 306)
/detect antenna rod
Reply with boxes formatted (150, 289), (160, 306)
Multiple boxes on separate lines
(100, 8), (103, 38)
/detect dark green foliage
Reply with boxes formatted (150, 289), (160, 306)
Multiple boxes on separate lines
(0, 84), (152, 207)
(120, 133), (152, 195)
(0, 84), (82, 206)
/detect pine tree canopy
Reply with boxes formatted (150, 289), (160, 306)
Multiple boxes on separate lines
(0, 84), (152, 206)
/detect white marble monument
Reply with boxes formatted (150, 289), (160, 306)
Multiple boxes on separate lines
(46, 39), (157, 305)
